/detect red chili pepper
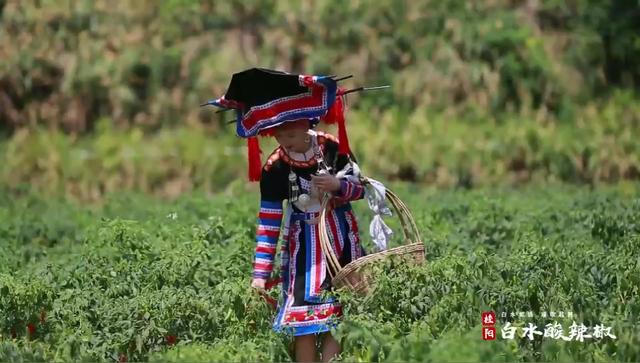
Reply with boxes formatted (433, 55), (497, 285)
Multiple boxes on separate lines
(258, 290), (278, 309)
(27, 323), (36, 336)
(119, 353), (127, 363)
(166, 335), (177, 346)
(265, 277), (282, 290)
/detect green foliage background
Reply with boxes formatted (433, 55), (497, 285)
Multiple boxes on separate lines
(1, 0), (639, 195)
(1, 185), (639, 362)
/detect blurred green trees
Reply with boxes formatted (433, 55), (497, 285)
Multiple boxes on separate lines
(1, 0), (638, 132)
(1, 0), (639, 197)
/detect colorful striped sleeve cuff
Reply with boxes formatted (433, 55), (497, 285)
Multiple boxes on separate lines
(335, 179), (365, 202)
(252, 200), (283, 281)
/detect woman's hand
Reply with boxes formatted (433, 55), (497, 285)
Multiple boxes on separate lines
(311, 174), (341, 193)
(251, 279), (266, 291)
(251, 279), (277, 308)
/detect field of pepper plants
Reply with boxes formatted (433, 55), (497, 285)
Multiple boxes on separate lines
(0, 183), (638, 362)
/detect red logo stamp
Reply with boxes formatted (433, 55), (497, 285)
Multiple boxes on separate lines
(483, 326), (496, 340)
(482, 311), (496, 326)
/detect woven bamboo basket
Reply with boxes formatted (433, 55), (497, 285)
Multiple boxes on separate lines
(318, 178), (425, 295)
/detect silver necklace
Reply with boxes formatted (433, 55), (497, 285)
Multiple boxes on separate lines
(288, 145), (310, 204)
(288, 133), (329, 209)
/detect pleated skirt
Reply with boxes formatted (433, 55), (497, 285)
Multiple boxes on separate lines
(272, 203), (366, 336)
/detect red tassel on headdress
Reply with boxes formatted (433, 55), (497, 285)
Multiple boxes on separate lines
(323, 91), (351, 155)
(248, 137), (262, 182)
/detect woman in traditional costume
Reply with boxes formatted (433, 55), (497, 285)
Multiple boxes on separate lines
(204, 68), (367, 362)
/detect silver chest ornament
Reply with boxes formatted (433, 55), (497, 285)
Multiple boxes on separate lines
(290, 176), (315, 211)
(289, 170), (314, 210)
(297, 193), (311, 208)
(288, 170), (300, 202)
(288, 131), (332, 212)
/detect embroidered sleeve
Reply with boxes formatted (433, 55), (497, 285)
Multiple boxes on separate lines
(252, 166), (286, 283)
(252, 200), (283, 282)
(332, 145), (365, 202)
(335, 178), (365, 201)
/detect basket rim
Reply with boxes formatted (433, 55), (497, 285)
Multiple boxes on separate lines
(318, 180), (425, 282)
(332, 242), (425, 283)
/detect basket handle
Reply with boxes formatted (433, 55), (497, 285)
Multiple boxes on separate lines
(318, 178), (423, 280)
